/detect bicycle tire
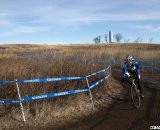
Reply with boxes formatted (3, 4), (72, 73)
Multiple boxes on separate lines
(130, 83), (140, 108)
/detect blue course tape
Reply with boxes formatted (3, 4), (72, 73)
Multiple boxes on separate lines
(0, 99), (20, 103)
(96, 58), (160, 63)
(0, 66), (111, 85)
(0, 81), (15, 85)
(16, 76), (85, 83)
(89, 72), (111, 89)
(135, 58), (160, 63)
(152, 74), (160, 76)
(0, 72), (111, 104)
(87, 66), (110, 77)
(0, 77), (85, 85)
(142, 65), (160, 71)
(22, 88), (89, 102)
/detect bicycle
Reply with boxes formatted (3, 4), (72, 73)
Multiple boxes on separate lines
(124, 75), (141, 109)
(130, 76), (141, 108)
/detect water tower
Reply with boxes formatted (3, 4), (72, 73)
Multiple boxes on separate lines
(109, 30), (112, 43)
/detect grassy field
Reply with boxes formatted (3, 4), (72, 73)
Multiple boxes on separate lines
(0, 43), (159, 129)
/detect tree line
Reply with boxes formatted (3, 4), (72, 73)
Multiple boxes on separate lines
(93, 33), (154, 44)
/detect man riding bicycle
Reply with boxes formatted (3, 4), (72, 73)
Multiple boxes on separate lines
(121, 55), (144, 98)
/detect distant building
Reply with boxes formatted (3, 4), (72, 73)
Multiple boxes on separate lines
(109, 30), (113, 43)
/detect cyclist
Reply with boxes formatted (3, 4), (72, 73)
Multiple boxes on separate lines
(121, 55), (144, 98)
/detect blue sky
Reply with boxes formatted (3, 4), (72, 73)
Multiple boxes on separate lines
(0, 0), (160, 44)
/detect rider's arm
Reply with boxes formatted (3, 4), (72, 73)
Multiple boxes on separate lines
(122, 63), (127, 80)
(135, 63), (141, 79)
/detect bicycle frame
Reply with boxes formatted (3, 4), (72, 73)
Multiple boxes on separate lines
(130, 79), (141, 108)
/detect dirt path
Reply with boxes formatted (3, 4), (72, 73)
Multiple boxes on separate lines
(90, 77), (160, 130)
(64, 75), (160, 130)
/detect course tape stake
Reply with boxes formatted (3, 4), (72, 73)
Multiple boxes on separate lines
(86, 77), (94, 110)
(16, 79), (26, 122)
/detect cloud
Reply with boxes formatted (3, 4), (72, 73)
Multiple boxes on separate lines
(0, 32), (14, 37)
(152, 26), (160, 32)
(129, 24), (160, 32)
(13, 26), (40, 33)
(28, 0), (160, 23)
(0, 25), (43, 37)
(0, 17), (12, 27)
(1, 0), (160, 26)
(0, 0), (160, 37)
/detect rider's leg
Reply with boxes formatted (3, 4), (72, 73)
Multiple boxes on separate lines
(137, 79), (142, 94)
(136, 73), (144, 98)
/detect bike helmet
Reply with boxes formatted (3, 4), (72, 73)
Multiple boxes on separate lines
(126, 55), (133, 62)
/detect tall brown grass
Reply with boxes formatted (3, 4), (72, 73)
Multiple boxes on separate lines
(0, 43), (159, 129)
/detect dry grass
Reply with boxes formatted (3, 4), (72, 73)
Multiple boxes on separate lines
(0, 43), (159, 129)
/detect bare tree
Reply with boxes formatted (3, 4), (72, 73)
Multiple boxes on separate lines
(123, 38), (130, 43)
(149, 37), (154, 44)
(98, 35), (101, 43)
(93, 37), (98, 44)
(104, 34), (108, 43)
(134, 37), (143, 43)
(93, 35), (101, 44)
(114, 33), (123, 42)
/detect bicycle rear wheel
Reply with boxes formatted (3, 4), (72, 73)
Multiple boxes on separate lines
(131, 84), (140, 108)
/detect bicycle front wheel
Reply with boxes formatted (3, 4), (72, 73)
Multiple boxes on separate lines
(131, 84), (140, 108)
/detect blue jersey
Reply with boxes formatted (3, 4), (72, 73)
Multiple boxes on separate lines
(122, 61), (140, 79)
